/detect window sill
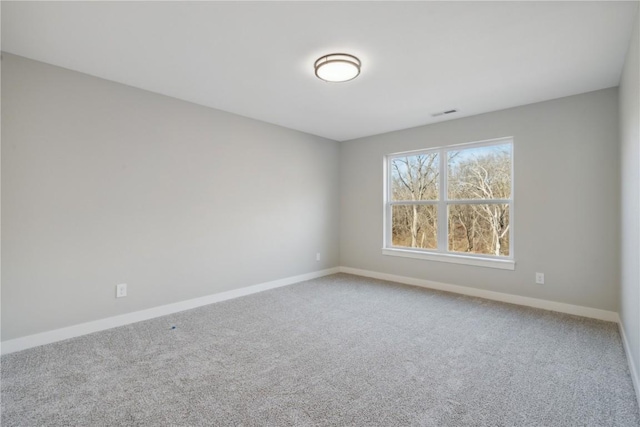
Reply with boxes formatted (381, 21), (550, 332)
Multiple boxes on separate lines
(382, 248), (515, 270)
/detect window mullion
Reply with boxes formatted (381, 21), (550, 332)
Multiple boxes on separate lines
(389, 201), (438, 206)
(385, 156), (392, 248)
(446, 198), (511, 205)
(437, 149), (447, 253)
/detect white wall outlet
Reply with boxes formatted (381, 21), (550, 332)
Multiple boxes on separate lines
(535, 273), (545, 285)
(116, 283), (127, 298)
(316, 252), (321, 262)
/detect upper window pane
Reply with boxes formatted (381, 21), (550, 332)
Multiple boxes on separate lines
(390, 153), (439, 201)
(447, 143), (512, 200)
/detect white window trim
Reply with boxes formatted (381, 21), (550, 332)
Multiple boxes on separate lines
(383, 136), (515, 270)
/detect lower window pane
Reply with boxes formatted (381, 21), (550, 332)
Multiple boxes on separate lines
(448, 204), (510, 256)
(391, 205), (437, 249)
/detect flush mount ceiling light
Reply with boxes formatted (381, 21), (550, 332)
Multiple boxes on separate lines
(314, 53), (361, 83)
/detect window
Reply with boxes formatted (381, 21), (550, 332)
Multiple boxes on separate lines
(383, 137), (514, 270)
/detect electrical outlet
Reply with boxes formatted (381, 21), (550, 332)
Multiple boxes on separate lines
(535, 273), (545, 285)
(316, 252), (321, 262)
(116, 283), (127, 298)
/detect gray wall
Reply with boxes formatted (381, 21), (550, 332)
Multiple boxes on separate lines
(340, 88), (620, 311)
(0, 49), (630, 343)
(1, 54), (340, 341)
(620, 11), (640, 379)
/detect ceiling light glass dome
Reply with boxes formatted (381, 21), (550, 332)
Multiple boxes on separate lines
(314, 53), (361, 83)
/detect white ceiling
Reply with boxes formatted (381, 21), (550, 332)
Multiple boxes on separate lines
(2, 1), (638, 141)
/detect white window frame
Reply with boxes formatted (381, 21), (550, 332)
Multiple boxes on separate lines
(383, 137), (515, 270)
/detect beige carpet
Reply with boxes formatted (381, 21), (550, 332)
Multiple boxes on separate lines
(2, 273), (639, 426)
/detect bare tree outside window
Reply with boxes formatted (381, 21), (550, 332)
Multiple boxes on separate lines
(448, 144), (511, 256)
(390, 154), (438, 248)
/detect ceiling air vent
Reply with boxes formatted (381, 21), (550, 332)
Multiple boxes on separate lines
(431, 109), (458, 118)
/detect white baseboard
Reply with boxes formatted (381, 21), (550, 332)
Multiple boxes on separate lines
(339, 266), (619, 322)
(0, 267), (340, 355)
(618, 317), (640, 409)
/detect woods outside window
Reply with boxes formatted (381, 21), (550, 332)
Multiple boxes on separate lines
(383, 137), (515, 270)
